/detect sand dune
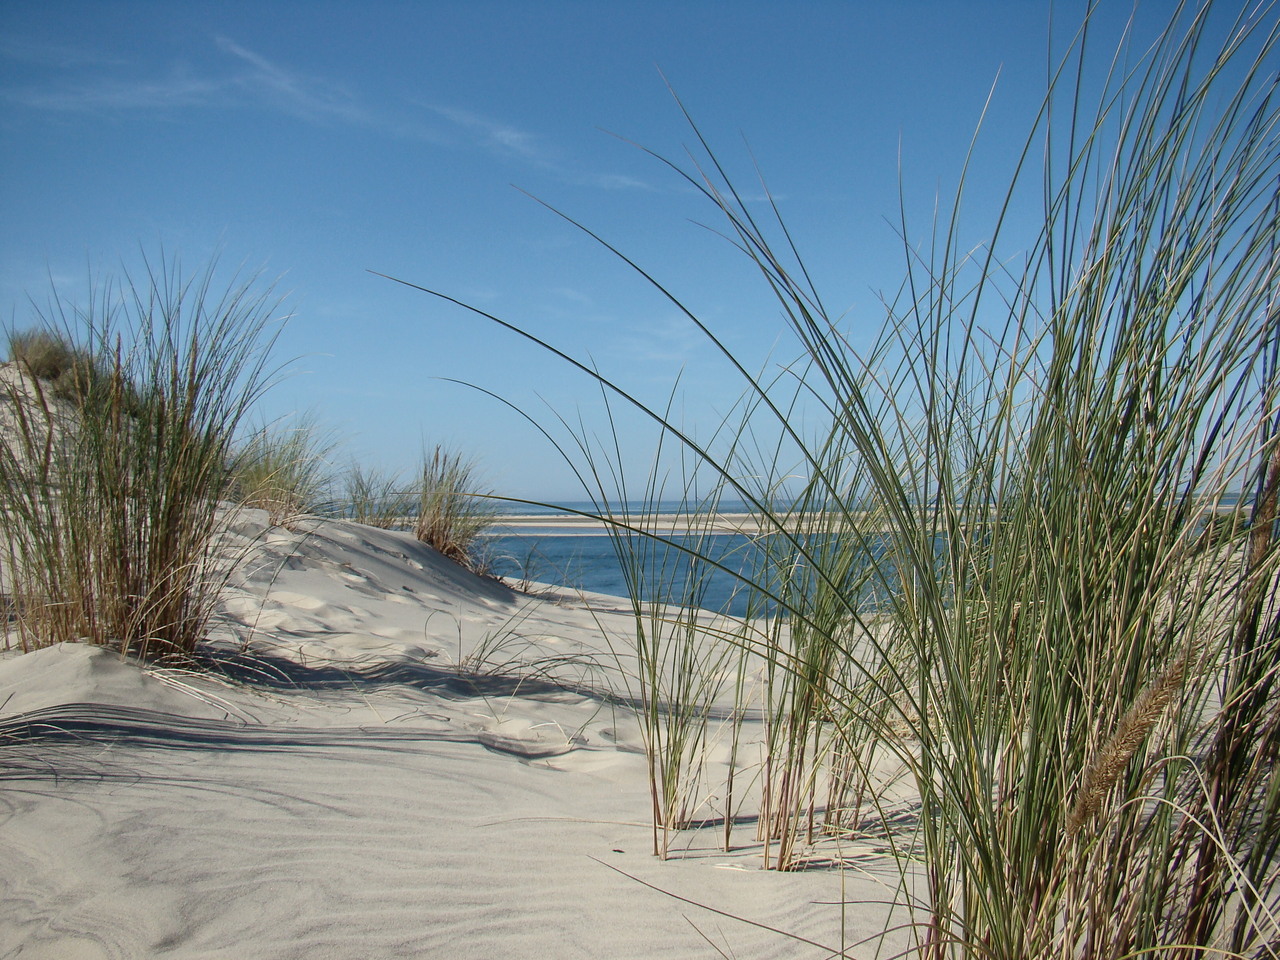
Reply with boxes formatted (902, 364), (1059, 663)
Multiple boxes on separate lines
(0, 510), (898, 959)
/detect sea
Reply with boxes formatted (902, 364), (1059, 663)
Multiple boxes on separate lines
(480, 499), (764, 615)
(477, 498), (901, 617)
(478, 492), (1254, 617)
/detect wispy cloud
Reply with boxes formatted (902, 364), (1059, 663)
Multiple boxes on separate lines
(213, 36), (368, 126)
(1, 34), (428, 136)
(2, 35), (656, 192)
(619, 313), (710, 365)
(426, 104), (552, 163)
(550, 286), (594, 306)
(426, 103), (662, 192)
(4, 71), (225, 111)
(587, 172), (657, 191)
(3, 35), (463, 149)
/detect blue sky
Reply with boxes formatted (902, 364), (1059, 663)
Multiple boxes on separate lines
(1, 1), (1187, 501)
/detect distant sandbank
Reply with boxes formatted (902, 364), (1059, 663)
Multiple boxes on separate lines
(489, 512), (769, 535)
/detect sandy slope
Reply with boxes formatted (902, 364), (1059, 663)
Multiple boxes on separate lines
(0, 511), (901, 959)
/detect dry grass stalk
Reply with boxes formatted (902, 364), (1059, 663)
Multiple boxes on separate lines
(1066, 645), (1193, 837)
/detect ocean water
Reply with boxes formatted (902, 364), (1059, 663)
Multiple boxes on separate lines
(483, 498), (770, 613)
(478, 492), (1251, 616)
(480, 518), (897, 619)
(480, 530), (765, 615)
(490, 498), (758, 517)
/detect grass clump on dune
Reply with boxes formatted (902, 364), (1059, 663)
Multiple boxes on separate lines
(222, 421), (498, 569)
(412, 445), (498, 572)
(338, 462), (415, 529)
(392, 0), (1280, 955)
(227, 412), (338, 526)
(0, 257), (284, 660)
(6, 328), (81, 384)
(5, 327), (129, 408)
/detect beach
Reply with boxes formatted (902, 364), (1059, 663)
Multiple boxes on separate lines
(0, 509), (901, 959)
(5, 0), (1275, 950)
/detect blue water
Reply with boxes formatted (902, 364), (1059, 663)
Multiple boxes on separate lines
(490, 498), (758, 517)
(480, 531), (762, 613)
(483, 500), (772, 613)
(480, 491), (1254, 616)
(480, 526), (894, 618)
(481, 532), (625, 596)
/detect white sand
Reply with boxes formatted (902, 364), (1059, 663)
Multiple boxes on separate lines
(0, 510), (903, 959)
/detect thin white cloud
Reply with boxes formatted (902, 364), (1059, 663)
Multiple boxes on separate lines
(5, 72), (224, 111)
(588, 173), (656, 191)
(213, 36), (365, 125)
(3, 35), (458, 148)
(619, 313), (709, 365)
(426, 103), (664, 193)
(2, 35), (656, 192)
(1, 35), (436, 138)
(549, 286), (593, 306)
(427, 105), (550, 163)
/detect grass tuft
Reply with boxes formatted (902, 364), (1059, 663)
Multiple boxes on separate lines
(412, 445), (498, 572)
(6, 328), (80, 382)
(338, 462), (414, 529)
(228, 412), (338, 526)
(0, 256), (285, 660)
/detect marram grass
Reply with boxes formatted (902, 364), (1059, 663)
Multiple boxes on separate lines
(391, 0), (1280, 956)
(413, 445), (499, 572)
(338, 462), (415, 529)
(1, 257), (284, 660)
(228, 411), (339, 526)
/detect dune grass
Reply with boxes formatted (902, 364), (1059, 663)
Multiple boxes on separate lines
(227, 428), (499, 561)
(6, 328), (78, 379)
(228, 412), (339, 526)
(0, 258), (284, 660)
(338, 462), (414, 529)
(412, 445), (499, 572)
(5, 326), (148, 415)
(388, 0), (1280, 955)
(608, 493), (753, 858)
